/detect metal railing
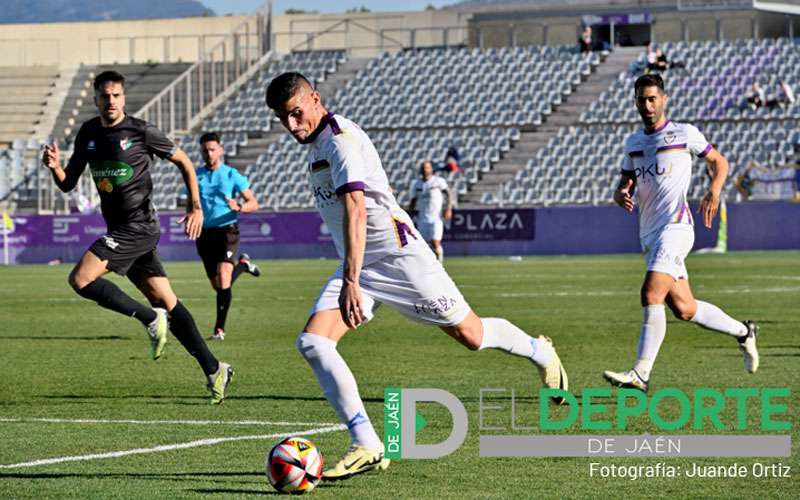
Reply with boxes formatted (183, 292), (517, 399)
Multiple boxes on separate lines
(135, 11), (272, 138)
(678, 0), (753, 9)
(272, 22), (469, 57)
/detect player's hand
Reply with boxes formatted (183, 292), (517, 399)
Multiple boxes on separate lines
(699, 190), (720, 229)
(339, 279), (364, 329)
(42, 143), (60, 171)
(176, 208), (204, 240)
(225, 197), (240, 212)
(444, 208), (452, 221)
(614, 178), (635, 211)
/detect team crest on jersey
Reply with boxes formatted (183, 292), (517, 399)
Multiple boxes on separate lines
(120, 137), (132, 151)
(87, 140), (96, 151)
(664, 131), (676, 144)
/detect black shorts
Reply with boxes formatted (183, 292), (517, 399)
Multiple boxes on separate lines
(89, 221), (167, 278)
(196, 224), (240, 279)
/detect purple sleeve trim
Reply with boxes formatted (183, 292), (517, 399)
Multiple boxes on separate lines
(335, 181), (365, 196)
(698, 143), (713, 158)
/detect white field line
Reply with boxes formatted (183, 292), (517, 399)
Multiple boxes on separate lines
(498, 286), (800, 298)
(0, 424), (346, 469)
(0, 417), (338, 427)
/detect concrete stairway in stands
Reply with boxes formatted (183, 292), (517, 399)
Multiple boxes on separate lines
(460, 46), (640, 206)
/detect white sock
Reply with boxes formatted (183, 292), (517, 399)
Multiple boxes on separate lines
(296, 332), (382, 450)
(434, 246), (444, 263)
(633, 304), (667, 381)
(478, 317), (553, 367)
(690, 300), (747, 338)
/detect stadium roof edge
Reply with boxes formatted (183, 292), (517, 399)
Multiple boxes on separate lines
(753, 1), (800, 16)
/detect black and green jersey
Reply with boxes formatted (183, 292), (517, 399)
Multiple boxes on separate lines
(67, 115), (176, 228)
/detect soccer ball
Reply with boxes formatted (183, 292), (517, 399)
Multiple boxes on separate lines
(266, 436), (323, 494)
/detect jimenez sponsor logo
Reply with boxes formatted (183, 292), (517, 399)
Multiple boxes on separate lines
(383, 387), (791, 459)
(90, 161), (134, 192)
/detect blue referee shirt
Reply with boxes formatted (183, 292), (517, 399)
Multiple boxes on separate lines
(196, 163), (250, 228)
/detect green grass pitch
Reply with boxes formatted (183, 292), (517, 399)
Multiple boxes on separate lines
(0, 252), (798, 498)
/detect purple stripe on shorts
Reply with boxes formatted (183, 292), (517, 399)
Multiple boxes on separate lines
(335, 181), (365, 196)
(392, 218), (417, 247)
(698, 143), (713, 158)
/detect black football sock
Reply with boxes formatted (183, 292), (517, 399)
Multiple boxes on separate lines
(231, 263), (247, 284)
(76, 278), (157, 326)
(168, 301), (219, 376)
(215, 288), (232, 332)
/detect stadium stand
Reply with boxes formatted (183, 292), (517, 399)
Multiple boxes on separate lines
(4, 38), (799, 212)
(496, 119), (800, 206)
(0, 66), (61, 147)
(486, 37), (800, 206)
(147, 45), (601, 211)
(149, 51), (347, 210)
(583, 38), (800, 123)
(51, 63), (192, 145)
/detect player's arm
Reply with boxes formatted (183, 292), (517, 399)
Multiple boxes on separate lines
(698, 147), (729, 229)
(442, 184), (453, 221)
(169, 148), (203, 240)
(42, 143), (86, 193)
(407, 192), (417, 217)
(340, 189), (367, 329)
(613, 171), (637, 212)
(228, 188), (259, 213)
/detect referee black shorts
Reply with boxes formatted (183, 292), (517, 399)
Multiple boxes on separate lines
(88, 221), (167, 279)
(195, 224), (241, 279)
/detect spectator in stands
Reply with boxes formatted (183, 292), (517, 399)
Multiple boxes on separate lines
(744, 82), (766, 110)
(443, 146), (461, 173)
(767, 79), (795, 109)
(578, 26), (594, 53)
(646, 44), (665, 72)
(659, 47), (685, 70)
(647, 45), (684, 73)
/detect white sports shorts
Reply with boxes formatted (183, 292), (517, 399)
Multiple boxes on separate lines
(641, 223), (695, 280)
(310, 245), (470, 327)
(416, 219), (444, 242)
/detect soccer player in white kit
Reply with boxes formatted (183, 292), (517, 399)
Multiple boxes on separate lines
(266, 73), (569, 481)
(409, 160), (452, 262)
(603, 74), (759, 393)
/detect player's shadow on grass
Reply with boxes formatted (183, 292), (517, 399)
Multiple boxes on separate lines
(2, 335), (129, 341)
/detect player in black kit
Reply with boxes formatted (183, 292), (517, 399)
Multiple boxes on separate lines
(41, 70), (233, 404)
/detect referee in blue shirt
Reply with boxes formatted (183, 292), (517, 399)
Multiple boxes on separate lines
(196, 132), (260, 340)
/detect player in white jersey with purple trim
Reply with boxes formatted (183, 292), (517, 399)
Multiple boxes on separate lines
(409, 160), (452, 262)
(603, 74), (759, 393)
(266, 72), (569, 481)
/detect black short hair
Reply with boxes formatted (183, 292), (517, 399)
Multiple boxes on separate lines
(266, 72), (313, 109)
(634, 73), (665, 95)
(94, 70), (126, 92)
(199, 132), (221, 145)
